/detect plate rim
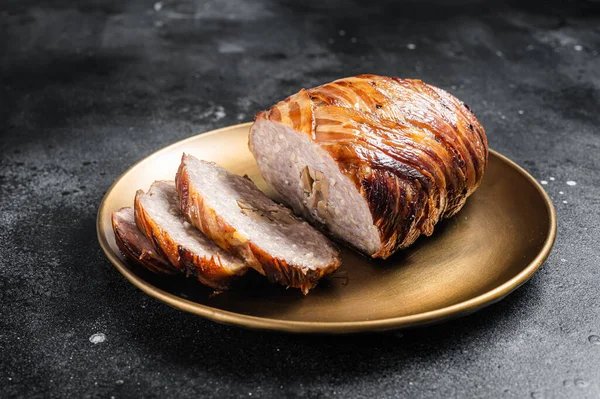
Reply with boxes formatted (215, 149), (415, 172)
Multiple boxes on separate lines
(97, 122), (557, 334)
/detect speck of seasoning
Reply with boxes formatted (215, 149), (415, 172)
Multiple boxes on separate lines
(541, 180), (548, 185)
(563, 200), (568, 204)
(550, 177), (555, 181)
(566, 180), (577, 186)
(574, 44), (583, 51)
(559, 191), (564, 194)
(561, 258), (567, 262)
(518, 110), (524, 115)
(375, 104), (382, 109)
(407, 43), (416, 50)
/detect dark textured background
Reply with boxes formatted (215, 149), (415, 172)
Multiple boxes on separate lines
(1, 0), (599, 398)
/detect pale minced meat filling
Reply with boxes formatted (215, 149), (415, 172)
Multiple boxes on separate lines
(139, 181), (244, 272)
(250, 119), (381, 255)
(184, 158), (338, 270)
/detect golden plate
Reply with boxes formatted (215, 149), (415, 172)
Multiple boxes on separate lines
(97, 122), (556, 333)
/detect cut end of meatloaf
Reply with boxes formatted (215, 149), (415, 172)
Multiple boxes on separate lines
(249, 118), (382, 256)
(134, 181), (248, 290)
(111, 207), (178, 275)
(176, 154), (342, 294)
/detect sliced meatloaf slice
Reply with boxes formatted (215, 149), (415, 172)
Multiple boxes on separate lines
(134, 181), (248, 290)
(176, 154), (341, 294)
(112, 207), (178, 275)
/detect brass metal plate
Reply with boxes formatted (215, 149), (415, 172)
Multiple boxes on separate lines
(97, 123), (556, 333)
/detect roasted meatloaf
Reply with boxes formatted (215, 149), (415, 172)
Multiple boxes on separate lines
(249, 74), (488, 259)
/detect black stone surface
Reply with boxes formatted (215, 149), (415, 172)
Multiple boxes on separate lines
(1, 0), (599, 398)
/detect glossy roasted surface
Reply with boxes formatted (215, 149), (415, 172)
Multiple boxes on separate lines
(258, 75), (488, 257)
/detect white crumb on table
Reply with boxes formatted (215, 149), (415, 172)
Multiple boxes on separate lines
(89, 332), (106, 344)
